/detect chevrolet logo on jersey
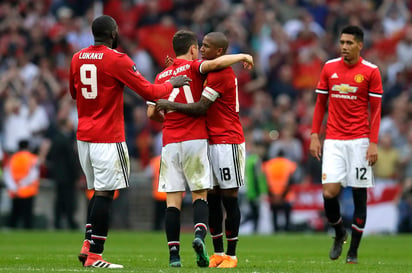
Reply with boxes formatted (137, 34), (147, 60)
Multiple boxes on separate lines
(332, 84), (358, 94)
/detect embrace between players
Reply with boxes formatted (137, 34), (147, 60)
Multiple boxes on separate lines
(70, 15), (382, 269)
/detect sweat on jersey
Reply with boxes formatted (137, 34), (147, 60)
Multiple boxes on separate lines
(69, 45), (173, 143)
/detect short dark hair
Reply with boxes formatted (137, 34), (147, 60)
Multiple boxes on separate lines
(92, 15), (116, 40)
(173, 30), (198, 56)
(205, 32), (228, 54)
(341, 25), (364, 42)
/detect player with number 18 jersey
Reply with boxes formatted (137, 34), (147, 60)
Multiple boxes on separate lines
(204, 67), (244, 145)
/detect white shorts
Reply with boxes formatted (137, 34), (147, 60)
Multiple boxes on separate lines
(322, 138), (374, 188)
(77, 141), (130, 191)
(158, 139), (212, 192)
(209, 143), (245, 189)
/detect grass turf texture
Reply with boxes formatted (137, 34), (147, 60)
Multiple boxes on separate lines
(0, 231), (411, 272)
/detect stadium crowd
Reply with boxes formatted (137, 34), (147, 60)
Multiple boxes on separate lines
(1, 0), (412, 232)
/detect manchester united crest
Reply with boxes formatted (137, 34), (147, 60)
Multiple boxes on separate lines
(354, 74), (364, 83)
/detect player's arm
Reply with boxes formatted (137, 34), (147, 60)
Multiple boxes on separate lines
(156, 96), (213, 115)
(366, 97), (381, 166)
(69, 58), (77, 100)
(147, 101), (164, 123)
(200, 54), (254, 74)
(367, 69), (383, 166)
(117, 56), (190, 100)
(309, 92), (328, 161)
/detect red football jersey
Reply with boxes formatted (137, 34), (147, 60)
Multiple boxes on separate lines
(203, 67), (245, 144)
(69, 45), (173, 143)
(314, 57), (383, 140)
(154, 58), (208, 146)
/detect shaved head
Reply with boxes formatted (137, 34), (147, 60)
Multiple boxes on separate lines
(92, 15), (119, 48)
(204, 32), (228, 54)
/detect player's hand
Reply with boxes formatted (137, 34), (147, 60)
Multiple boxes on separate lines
(169, 75), (191, 88)
(242, 54), (254, 70)
(309, 133), (322, 161)
(165, 55), (174, 67)
(366, 142), (378, 166)
(156, 99), (173, 111)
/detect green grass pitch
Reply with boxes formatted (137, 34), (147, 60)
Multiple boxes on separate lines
(0, 230), (411, 272)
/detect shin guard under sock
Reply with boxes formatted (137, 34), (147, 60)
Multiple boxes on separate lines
(193, 199), (208, 240)
(208, 192), (224, 253)
(89, 195), (113, 254)
(165, 207), (181, 255)
(222, 196), (240, 256)
(324, 196), (345, 237)
(350, 188), (367, 253)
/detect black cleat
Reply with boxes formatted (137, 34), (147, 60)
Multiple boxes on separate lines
(329, 231), (348, 260)
(169, 254), (181, 267)
(346, 252), (358, 264)
(192, 237), (209, 267)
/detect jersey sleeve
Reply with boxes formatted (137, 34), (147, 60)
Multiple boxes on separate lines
(316, 65), (329, 93)
(311, 64), (329, 134)
(113, 55), (173, 101)
(311, 93), (328, 134)
(369, 68), (383, 143)
(69, 56), (77, 100)
(193, 59), (206, 75)
(369, 67), (384, 95)
(202, 71), (224, 102)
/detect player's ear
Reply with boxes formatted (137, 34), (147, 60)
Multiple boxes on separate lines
(217, 48), (224, 57)
(358, 41), (363, 51)
(190, 44), (196, 54)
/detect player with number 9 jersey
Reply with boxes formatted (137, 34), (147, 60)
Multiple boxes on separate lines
(69, 45), (174, 143)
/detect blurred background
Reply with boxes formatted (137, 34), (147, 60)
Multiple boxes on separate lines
(0, 0), (411, 235)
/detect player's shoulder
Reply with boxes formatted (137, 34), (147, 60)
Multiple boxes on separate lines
(360, 58), (378, 69)
(324, 57), (341, 66)
(156, 66), (174, 83)
(208, 66), (233, 78)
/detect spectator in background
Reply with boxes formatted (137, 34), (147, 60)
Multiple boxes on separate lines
(268, 112), (303, 165)
(27, 94), (50, 152)
(263, 149), (297, 232)
(145, 155), (166, 231)
(2, 95), (31, 154)
(243, 139), (268, 233)
(386, 24), (412, 85)
(46, 117), (80, 230)
(374, 133), (401, 185)
(3, 140), (40, 229)
(398, 178), (412, 232)
(268, 64), (298, 102)
(378, 0), (410, 37)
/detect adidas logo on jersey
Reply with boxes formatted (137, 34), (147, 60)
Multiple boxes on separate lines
(331, 73), (339, 79)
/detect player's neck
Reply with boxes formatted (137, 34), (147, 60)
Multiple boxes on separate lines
(176, 52), (194, 61)
(343, 55), (361, 66)
(94, 41), (112, 48)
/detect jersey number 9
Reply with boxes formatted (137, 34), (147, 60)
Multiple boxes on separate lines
(80, 64), (98, 99)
